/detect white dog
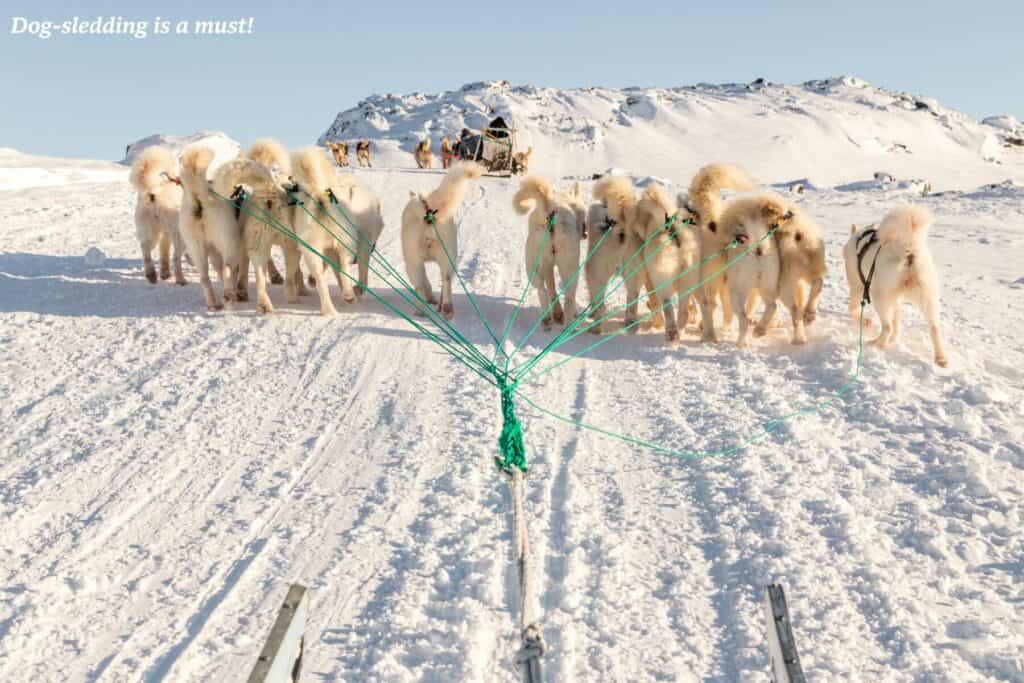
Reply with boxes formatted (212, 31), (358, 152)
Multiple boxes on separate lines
(178, 145), (246, 310)
(129, 146), (186, 285)
(843, 205), (948, 367)
(289, 146), (363, 315)
(628, 184), (701, 344)
(715, 193), (791, 348)
(400, 161), (484, 320)
(687, 163), (756, 342)
(513, 176), (584, 328)
(588, 175), (665, 335)
(336, 174), (386, 296)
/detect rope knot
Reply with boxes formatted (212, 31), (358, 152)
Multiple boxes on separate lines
(495, 375), (528, 473)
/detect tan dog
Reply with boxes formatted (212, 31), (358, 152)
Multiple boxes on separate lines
(714, 193), (790, 348)
(400, 161), (484, 320)
(326, 141), (349, 167)
(440, 137), (453, 169)
(761, 202), (826, 345)
(356, 140), (372, 167)
(843, 205), (948, 367)
(237, 138), (309, 313)
(512, 146), (533, 176)
(178, 145), (248, 310)
(628, 184), (701, 344)
(414, 138), (433, 169)
(588, 175), (665, 334)
(513, 176), (584, 328)
(129, 146), (186, 285)
(687, 163), (756, 342)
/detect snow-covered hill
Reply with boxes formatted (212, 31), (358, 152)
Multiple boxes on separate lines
(2, 77), (1024, 681)
(320, 76), (1024, 191)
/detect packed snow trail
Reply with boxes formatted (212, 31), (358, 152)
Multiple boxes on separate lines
(1, 159), (1023, 681)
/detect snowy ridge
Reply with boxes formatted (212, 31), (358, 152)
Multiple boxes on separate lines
(320, 76), (1024, 191)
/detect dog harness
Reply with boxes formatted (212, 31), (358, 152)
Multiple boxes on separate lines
(663, 214), (681, 248)
(855, 227), (881, 305)
(422, 200), (437, 225)
(229, 185), (249, 220)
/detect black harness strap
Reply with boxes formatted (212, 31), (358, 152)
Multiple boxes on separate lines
(423, 201), (437, 225)
(229, 185), (248, 220)
(664, 214), (680, 248)
(856, 228), (881, 304)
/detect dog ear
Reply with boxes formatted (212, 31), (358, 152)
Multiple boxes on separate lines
(850, 223), (858, 235)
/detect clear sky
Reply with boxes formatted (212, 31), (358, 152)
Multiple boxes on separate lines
(1, 0), (1021, 160)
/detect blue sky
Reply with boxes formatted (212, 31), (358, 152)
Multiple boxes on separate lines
(1, 0), (1021, 159)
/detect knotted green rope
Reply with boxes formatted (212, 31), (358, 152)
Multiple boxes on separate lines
(496, 372), (528, 472)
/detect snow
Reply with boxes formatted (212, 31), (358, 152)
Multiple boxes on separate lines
(122, 131), (240, 165)
(2, 77), (1024, 681)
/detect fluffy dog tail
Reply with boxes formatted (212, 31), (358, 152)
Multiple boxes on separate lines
(424, 161), (484, 223)
(640, 183), (675, 216)
(593, 175), (636, 226)
(878, 205), (932, 246)
(246, 138), (291, 176)
(513, 176), (554, 215)
(290, 146), (336, 197)
(179, 144), (217, 197)
(129, 146), (177, 194)
(687, 163), (755, 223)
(211, 158), (275, 200)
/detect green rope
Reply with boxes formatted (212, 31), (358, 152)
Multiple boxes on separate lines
(291, 190), (496, 371)
(495, 372), (528, 472)
(509, 215), (695, 379)
(492, 225), (553, 367)
(210, 188), (499, 388)
(423, 208), (505, 353)
(214, 178), (869, 473)
(502, 213), (617, 370)
(512, 300), (870, 463)
(513, 225), (752, 386)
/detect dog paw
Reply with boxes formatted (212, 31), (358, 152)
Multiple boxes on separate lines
(258, 302), (274, 315)
(270, 273), (285, 286)
(342, 293), (357, 304)
(791, 336), (807, 346)
(235, 290), (249, 303)
(145, 269), (158, 284)
(935, 356), (949, 368)
(176, 278), (188, 286)
(307, 274), (317, 287)
(160, 270), (172, 281)
(753, 325), (767, 338)
(439, 302), (453, 321)
(803, 309), (817, 325)
(737, 339), (750, 349)
(208, 302), (224, 312)
(665, 330), (680, 346)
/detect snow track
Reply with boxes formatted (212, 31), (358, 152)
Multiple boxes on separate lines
(1, 160), (1023, 681)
